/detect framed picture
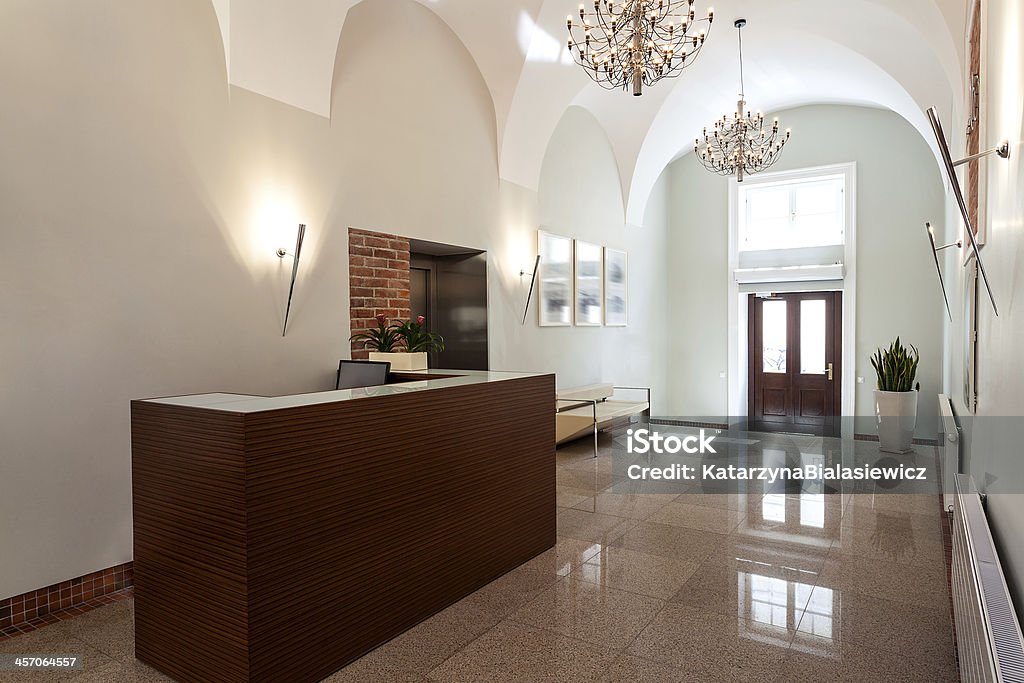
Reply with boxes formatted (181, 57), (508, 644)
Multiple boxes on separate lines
(574, 240), (603, 326)
(537, 230), (572, 326)
(604, 248), (627, 326)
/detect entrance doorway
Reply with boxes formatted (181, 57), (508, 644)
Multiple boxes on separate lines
(748, 292), (842, 436)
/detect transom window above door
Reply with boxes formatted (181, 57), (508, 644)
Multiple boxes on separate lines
(739, 173), (846, 252)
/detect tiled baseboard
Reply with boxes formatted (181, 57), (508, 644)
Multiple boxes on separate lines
(0, 562), (133, 636)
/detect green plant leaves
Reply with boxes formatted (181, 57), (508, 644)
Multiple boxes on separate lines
(351, 317), (446, 353)
(870, 337), (919, 392)
(349, 318), (402, 352)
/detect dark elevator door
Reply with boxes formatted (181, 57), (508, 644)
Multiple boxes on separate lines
(409, 252), (488, 370)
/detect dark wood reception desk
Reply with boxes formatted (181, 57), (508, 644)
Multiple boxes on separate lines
(131, 370), (555, 683)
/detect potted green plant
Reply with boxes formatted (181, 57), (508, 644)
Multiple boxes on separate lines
(869, 337), (920, 453)
(351, 314), (444, 371)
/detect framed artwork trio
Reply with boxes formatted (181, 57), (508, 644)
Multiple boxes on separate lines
(537, 230), (627, 328)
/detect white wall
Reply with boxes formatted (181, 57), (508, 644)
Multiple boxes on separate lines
(0, 0), (666, 599)
(946, 0), (1024, 609)
(487, 107), (669, 400)
(664, 104), (946, 434)
(665, 161), (730, 416)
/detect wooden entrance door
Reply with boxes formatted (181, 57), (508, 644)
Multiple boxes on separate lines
(749, 292), (842, 436)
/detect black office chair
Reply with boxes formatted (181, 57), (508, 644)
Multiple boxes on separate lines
(336, 360), (391, 390)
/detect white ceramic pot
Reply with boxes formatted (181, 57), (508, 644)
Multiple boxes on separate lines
(874, 390), (919, 454)
(368, 351), (428, 371)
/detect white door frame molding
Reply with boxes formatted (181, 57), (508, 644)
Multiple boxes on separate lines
(726, 162), (857, 437)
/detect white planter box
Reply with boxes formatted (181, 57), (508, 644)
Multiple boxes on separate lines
(874, 389), (919, 454)
(368, 352), (428, 371)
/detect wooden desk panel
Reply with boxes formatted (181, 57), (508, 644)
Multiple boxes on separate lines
(131, 405), (250, 682)
(131, 373), (555, 683)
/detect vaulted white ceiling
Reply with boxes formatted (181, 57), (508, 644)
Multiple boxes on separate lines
(208, 0), (969, 224)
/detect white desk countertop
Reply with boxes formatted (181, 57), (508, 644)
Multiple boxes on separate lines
(141, 369), (549, 414)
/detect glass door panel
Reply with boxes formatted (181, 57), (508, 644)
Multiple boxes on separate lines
(800, 299), (826, 375)
(762, 300), (787, 373)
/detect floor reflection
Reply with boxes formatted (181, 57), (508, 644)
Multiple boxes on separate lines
(760, 492), (826, 529)
(532, 428), (958, 682)
(736, 562), (837, 655)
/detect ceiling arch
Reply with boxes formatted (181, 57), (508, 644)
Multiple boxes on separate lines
(503, 0), (965, 225)
(210, 0), (542, 129)
(208, 0), (968, 225)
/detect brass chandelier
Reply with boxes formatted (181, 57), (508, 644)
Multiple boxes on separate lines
(695, 19), (790, 181)
(567, 0), (714, 96)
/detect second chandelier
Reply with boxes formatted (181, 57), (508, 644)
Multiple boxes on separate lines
(695, 19), (790, 182)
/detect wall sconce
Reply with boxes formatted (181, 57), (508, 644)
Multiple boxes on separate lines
(276, 224), (306, 337)
(520, 254), (540, 325)
(926, 107), (1006, 316)
(926, 222), (961, 322)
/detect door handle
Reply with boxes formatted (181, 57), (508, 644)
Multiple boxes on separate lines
(826, 363), (834, 381)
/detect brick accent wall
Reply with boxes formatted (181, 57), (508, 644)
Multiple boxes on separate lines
(349, 228), (411, 360)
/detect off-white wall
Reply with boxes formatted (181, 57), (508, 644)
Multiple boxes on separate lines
(0, 0), (666, 599)
(665, 162), (730, 416)
(946, 0), (1024, 609)
(493, 106), (669, 401)
(665, 104), (946, 435)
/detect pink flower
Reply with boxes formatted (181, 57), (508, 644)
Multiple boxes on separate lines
(375, 313), (387, 326)
(416, 315), (426, 325)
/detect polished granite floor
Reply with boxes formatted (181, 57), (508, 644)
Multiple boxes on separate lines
(0, 432), (958, 682)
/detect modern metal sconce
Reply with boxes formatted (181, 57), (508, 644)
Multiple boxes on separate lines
(926, 106), (1007, 316)
(520, 254), (540, 325)
(925, 222), (961, 322)
(277, 224), (306, 337)
(951, 140), (1010, 167)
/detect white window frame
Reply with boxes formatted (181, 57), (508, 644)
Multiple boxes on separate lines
(727, 162), (857, 437)
(738, 172), (847, 253)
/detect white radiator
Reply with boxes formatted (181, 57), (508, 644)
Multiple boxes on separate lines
(952, 474), (1024, 682)
(940, 393), (961, 511)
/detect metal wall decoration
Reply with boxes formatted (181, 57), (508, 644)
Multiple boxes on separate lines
(925, 222), (961, 322)
(521, 255), (542, 325)
(926, 106), (1007, 316)
(277, 224), (306, 336)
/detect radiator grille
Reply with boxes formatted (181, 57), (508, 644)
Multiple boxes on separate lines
(953, 474), (1024, 682)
